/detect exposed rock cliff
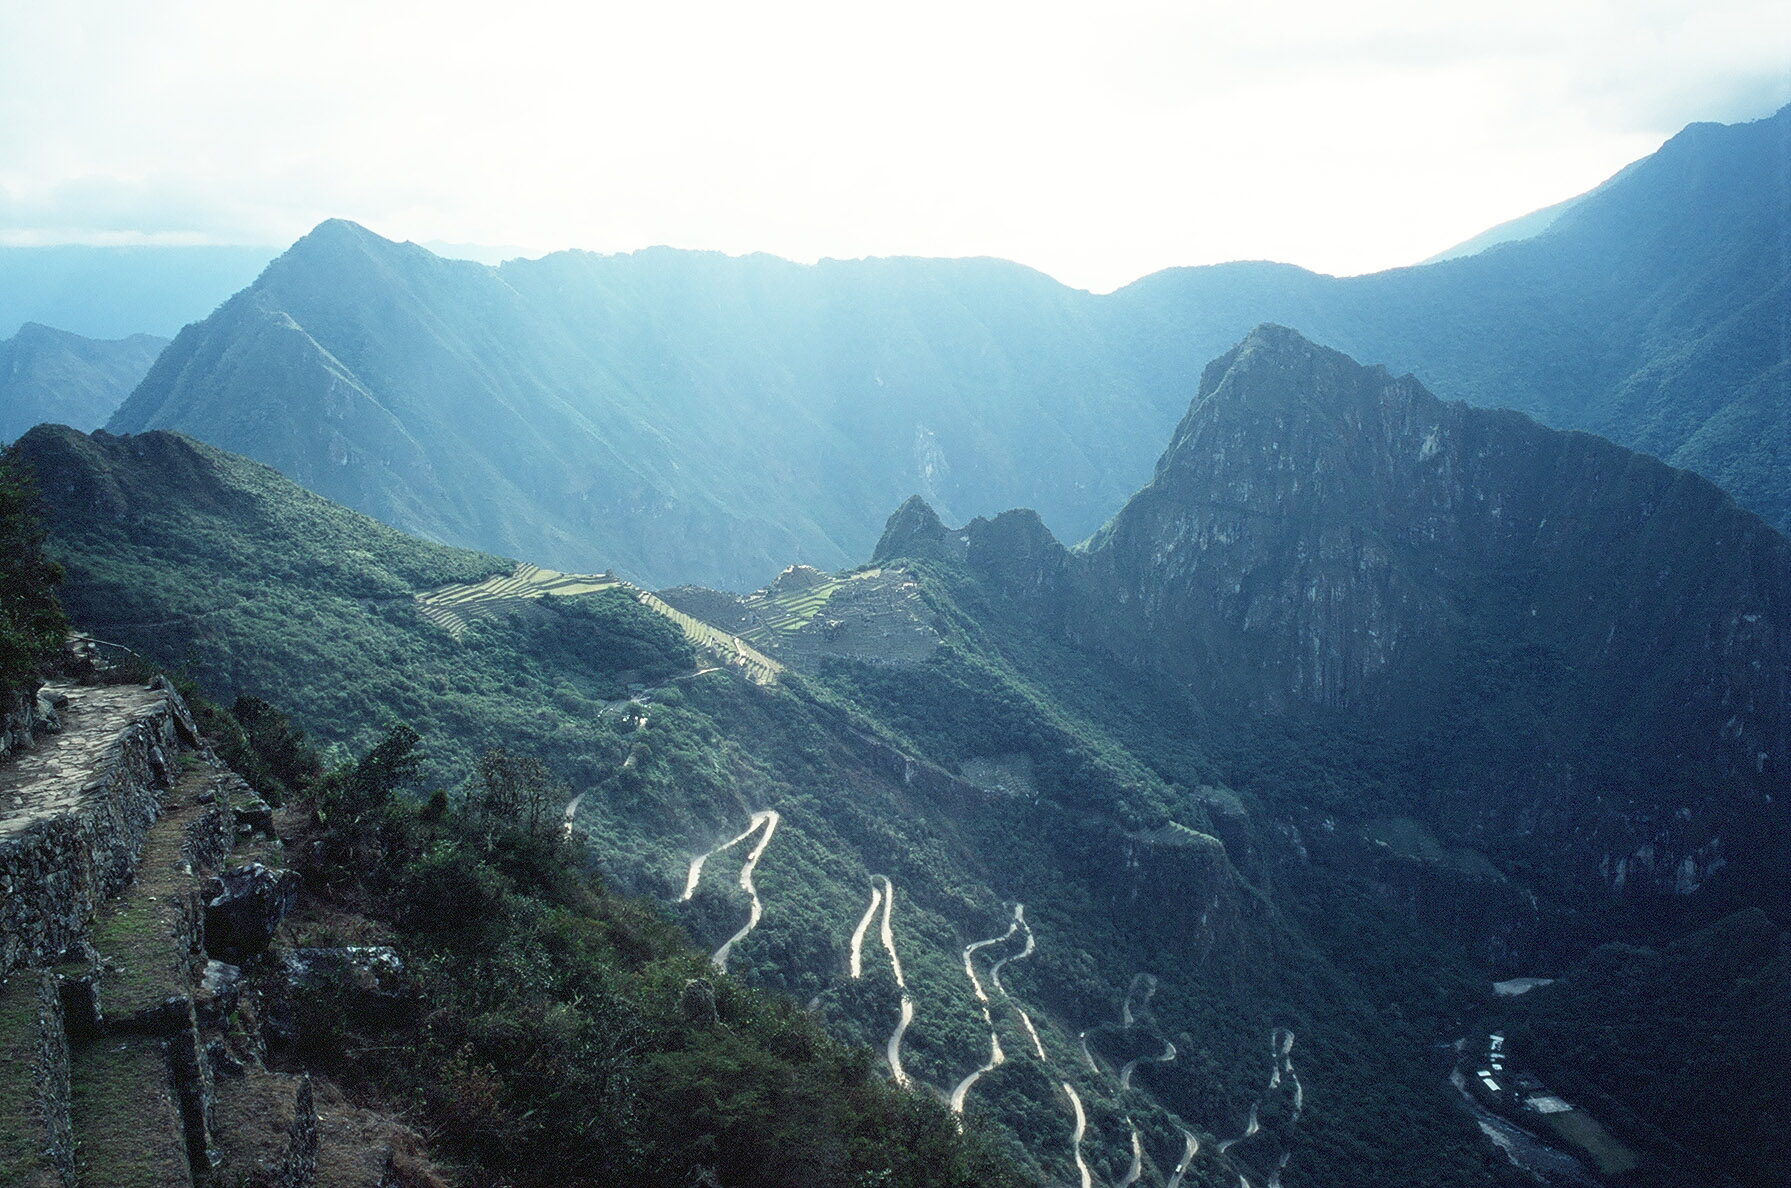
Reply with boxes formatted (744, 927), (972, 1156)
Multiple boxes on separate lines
(874, 326), (1791, 917)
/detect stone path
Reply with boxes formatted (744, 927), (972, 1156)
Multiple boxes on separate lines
(0, 683), (169, 841)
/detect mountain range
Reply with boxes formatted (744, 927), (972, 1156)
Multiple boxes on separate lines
(0, 243), (275, 340)
(19, 320), (1789, 1186)
(0, 322), (167, 443)
(98, 105), (1790, 592)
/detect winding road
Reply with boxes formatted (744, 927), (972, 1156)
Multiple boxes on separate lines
(852, 874), (915, 1087)
(1116, 1125), (1144, 1188)
(560, 792), (584, 840)
(1121, 973), (1158, 1028)
(681, 814), (772, 901)
(949, 1032), (1006, 1114)
(708, 810), (780, 970)
(1217, 1102), (1260, 1155)
(1062, 1082), (1093, 1188)
(849, 883), (884, 978)
(1165, 1130), (1200, 1188)
(1119, 1039), (1177, 1092)
(1079, 1031), (1101, 1074)
(950, 908), (1026, 1114)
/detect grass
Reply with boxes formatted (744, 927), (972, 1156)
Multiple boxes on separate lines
(419, 562), (784, 684)
(0, 976), (58, 1188)
(68, 1036), (191, 1188)
(415, 562), (623, 637)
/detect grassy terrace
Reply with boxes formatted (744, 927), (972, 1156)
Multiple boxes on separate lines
(85, 767), (229, 1023)
(420, 562), (784, 684)
(0, 975), (56, 1188)
(68, 1035), (191, 1188)
(414, 562), (623, 636)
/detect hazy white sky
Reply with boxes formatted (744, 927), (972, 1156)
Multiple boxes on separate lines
(1, 0), (1787, 290)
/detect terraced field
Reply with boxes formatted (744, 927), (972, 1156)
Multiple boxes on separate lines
(659, 565), (939, 668)
(415, 562), (623, 636)
(634, 591), (783, 685)
(418, 563), (783, 684)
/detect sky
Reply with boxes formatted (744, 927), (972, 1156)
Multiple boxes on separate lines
(1, 1), (1787, 292)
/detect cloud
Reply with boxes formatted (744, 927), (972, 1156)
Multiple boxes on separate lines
(0, 1), (1785, 288)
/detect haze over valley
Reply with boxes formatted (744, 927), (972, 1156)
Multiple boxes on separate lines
(0, 13), (1786, 1188)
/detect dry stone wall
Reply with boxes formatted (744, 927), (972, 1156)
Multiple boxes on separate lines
(0, 679), (199, 977)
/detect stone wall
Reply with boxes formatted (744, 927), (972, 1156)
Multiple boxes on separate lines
(0, 680), (200, 977)
(33, 969), (75, 1185)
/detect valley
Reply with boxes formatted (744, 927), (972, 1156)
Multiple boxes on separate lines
(0, 109), (1786, 1182)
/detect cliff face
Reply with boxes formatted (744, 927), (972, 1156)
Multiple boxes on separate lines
(879, 326), (1790, 910)
(1072, 327), (1789, 779)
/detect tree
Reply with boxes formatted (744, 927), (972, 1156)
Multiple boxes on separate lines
(0, 445), (68, 698)
(473, 747), (566, 836)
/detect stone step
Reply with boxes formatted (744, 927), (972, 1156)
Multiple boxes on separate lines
(209, 1067), (315, 1188)
(67, 1035), (190, 1188)
(0, 972), (71, 1188)
(0, 680), (202, 979)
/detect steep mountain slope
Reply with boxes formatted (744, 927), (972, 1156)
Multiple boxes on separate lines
(881, 326), (1789, 928)
(107, 106), (1791, 590)
(109, 223), (1163, 591)
(19, 422), (1536, 1188)
(1108, 105), (1791, 526)
(0, 323), (166, 441)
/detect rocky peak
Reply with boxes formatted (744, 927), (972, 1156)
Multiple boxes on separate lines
(872, 495), (963, 566)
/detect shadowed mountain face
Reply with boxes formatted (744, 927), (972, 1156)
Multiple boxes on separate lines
(878, 326), (1789, 919)
(107, 107), (1790, 590)
(0, 324), (166, 442)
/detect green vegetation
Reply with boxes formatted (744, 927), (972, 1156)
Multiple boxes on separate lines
(266, 718), (1025, 1188)
(0, 445), (66, 699)
(0, 975), (55, 1187)
(1494, 909), (1791, 1188)
(67, 1036), (192, 1187)
(23, 413), (1783, 1186)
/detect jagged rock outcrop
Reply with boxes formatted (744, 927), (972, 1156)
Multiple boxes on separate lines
(874, 326), (1791, 918)
(205, 863), (301, 961)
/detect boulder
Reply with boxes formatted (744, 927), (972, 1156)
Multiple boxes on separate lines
(204, 864), (300, 960)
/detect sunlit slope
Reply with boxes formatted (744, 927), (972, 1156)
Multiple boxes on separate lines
(106, 107), (1791, 591)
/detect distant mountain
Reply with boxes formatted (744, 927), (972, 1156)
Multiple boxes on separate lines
(109, 107), (1791, 590)
(866, 327), (1789, 1186)
(0, 243), (276, 339)
(1109, 106), (1791, 525)
(0, 323), (167, 441)
(109, 222), (1170, 589)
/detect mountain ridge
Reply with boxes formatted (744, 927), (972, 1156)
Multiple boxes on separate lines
(103, 106), (1791, 590)
(0, 322), (167, 442)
